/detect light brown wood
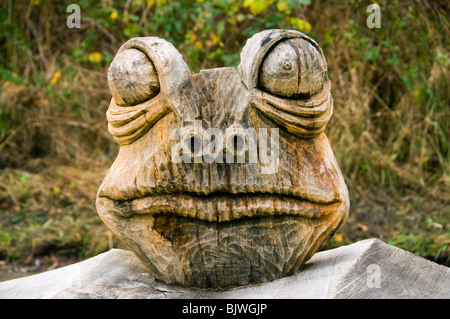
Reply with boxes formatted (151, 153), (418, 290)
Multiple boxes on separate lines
(259, 38), (327, 97)
(97, 30), (350, 288)
(108, 48), (160, 106)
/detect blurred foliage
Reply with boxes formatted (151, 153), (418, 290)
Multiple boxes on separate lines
(0, 0), (449, 265)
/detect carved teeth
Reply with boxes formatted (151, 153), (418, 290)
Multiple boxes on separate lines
(105, 194), (340, 222)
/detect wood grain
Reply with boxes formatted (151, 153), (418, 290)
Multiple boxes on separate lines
(259, 38), (327, 97)
(108, 48), (160, 106)
(96, 30), (350, 288)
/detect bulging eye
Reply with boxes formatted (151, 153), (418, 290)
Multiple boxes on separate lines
(259, 38), (326, 98)
(108, 48), (160, 106)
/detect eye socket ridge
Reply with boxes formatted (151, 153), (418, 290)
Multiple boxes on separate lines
(249, 80), (333, 138)
(107, 95), (171, 145)
(251, 94), (334, 138)
(262, 94), (330, 119)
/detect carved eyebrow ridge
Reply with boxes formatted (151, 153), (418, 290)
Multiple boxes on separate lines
(106, 96), (171, 145)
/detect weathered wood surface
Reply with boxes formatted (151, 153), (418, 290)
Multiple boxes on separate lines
(0, 239), (448, 299)
(96, 29), (350, 288)
(108, 48), (160, 106)
(259, 37), (327, 97)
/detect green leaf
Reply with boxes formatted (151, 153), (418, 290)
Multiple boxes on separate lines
(217, 20), (226, 35)
(290, 17), (312, 31)
(128, 14), (140, 22)
(386, 53), (399, 66)
(364, 47), (379, 61)
(11, 216), (22, 224)
(243, 0), (273, 15)
(0, 68), (11, 81)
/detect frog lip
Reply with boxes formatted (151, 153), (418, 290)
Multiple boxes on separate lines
(97, 192), (343, 222)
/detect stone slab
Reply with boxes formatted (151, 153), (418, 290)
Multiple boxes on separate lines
(0, 238), (448, 299)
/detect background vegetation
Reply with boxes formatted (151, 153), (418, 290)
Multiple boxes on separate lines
(0, 0), (448, 278)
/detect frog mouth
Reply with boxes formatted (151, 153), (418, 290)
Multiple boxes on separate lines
(97, 192), (342, 223)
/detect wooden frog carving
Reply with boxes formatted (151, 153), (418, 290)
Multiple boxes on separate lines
(96, 29), (349, 288)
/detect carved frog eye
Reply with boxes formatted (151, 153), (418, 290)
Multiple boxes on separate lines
(108, 48), (160, 106)
(259, 38), (326, 98)
(106, 49), (165, 145)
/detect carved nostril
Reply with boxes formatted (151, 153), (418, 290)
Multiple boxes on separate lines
(223, 131), (249, 164)
(232, 135), (245, 154)
(186, 136), (202, 156)
(225, 133), (247, 156)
